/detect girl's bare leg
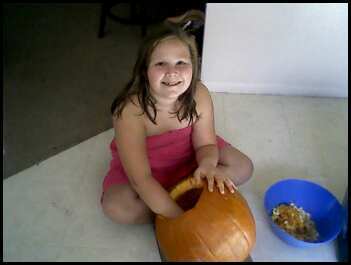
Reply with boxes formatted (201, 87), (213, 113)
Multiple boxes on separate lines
(217, 145), (254, 186)
(101, 184), (154, 224)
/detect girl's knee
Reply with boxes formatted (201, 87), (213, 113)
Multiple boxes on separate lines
(243, 156), (254, 180)
(102, 196), (152, 224)
(220, 146), (253, 179)
(102, 199), (126, 223)
(231, 153), (254, 185)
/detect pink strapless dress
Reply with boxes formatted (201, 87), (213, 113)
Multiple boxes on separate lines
(102, 126), (230, 194)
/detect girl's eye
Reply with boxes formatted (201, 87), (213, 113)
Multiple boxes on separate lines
(177, 61), (187, 65)
(155, 62), (165, 66)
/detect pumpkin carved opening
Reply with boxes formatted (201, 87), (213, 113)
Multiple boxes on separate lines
(175, 187), (203, 211)
(157, 177), (256, 262)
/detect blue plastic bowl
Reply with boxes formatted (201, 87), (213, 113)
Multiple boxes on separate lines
(264, 178), (345, 248)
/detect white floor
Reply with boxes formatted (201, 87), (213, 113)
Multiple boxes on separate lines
(3, 93), (348, 262)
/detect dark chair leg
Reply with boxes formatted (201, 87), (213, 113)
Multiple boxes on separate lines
(98, 3), (108, 38)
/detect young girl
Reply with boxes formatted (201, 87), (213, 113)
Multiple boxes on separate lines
(101, 23), (253, 224)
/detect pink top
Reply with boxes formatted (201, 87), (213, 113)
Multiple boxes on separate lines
(102, 125), (230, 192)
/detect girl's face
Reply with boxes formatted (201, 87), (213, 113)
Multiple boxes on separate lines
(147, 37), (193, 102)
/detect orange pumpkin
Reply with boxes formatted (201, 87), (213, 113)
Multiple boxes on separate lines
(155, 176), (256, 261)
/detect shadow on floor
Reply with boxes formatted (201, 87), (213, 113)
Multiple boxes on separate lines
(3, 3), (142, 179)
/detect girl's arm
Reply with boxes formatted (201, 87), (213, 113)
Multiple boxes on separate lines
(192, 82), (238, 194)
(114, 101), (184, 219)
(192, 82), (219, 167)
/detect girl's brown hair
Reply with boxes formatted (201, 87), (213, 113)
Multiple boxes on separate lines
(110, 23), (200, 126)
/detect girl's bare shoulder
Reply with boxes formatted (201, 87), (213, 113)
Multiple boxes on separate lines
(113, 95), (143, 120)
(194, 81), (213, 111)
(112, 95), (145, 132)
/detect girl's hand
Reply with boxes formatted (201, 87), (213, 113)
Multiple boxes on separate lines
(193, 164), (238, 194)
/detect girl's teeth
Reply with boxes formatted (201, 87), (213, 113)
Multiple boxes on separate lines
(163, 81), (181, 86)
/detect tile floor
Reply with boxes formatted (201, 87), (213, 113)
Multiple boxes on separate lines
(3, 93), (348, 261)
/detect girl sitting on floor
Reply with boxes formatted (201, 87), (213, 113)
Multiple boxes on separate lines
(101, 23), (254, 224)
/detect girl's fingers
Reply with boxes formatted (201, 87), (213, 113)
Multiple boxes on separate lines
(194, 175), (201, 186)
(224, 178), (238, 193)
(207, 175), (215, 192)
(216, 179), (225, 194)
(193, 169), (202, 185)
(190, 176), (197, 186)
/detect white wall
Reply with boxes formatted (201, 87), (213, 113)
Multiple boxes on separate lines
(201, 3), (348, 98)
